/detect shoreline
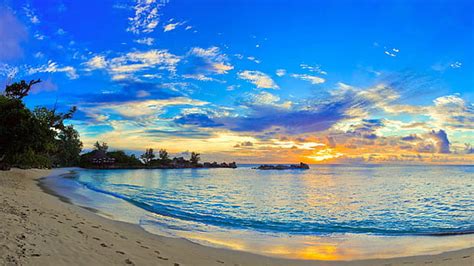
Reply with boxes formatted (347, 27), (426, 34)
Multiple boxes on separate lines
(1, 168), (473, 265)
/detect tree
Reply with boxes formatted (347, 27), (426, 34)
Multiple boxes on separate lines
(190, 152), (200, 165)
(141, 148), (155, 165)
(0, 79), (82, 169)
(93, 141), (109, 152)
(159, 149), (169, 161)
(54, 125), (83, 167)
(4, 79), (41, 99)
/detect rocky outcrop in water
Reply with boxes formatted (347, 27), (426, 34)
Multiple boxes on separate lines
(256, 162), (310, 170)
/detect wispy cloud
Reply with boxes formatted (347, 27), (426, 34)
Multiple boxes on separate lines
(300, 64), (327, 75)
(0, 63), (19, 78)
(27, 60), (79, 79)
(83, 49), (181, 80)
(81, 97), (207, 119)
(84, 55), (107, 70)
(134, 37), (155, 45)
(183, 46), (233, 80)
(275, 69), (286, 77)
(23, 4), (40, 24)
(238, 70), (279, 89)
(290, 73), (325, 84)
(163, 20), (185, 32)
(127, 0), (169, 34)
(384, 48), (399, 57)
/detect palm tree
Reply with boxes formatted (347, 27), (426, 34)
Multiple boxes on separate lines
(190, 152), (200, 165)
(141, 148), (155, 165)
(159, 149), (169, 161)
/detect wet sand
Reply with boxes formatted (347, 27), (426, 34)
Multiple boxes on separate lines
(0, 168), (472, 265)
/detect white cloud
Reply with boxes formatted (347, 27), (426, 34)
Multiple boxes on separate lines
(134, 37), (155, 45)
(127, 0), (169, 34)
(275, 69), (286, 77)
(34, 33), (45, 40)
(0, 63), (19, 78)
(431, 95), (474, 130)
(238, 70), (279, 89)
(187, 46), (234, 75)
(82, 98), (208, 119)
(163, 21), (185, 32)
(84, 49), (181, 79)
(34, 52), (44, 58)
(300, 64), (327, 75)
(384, 48), (399, 57)
(56, 28), (66, 35)
(242, 91), (292, 110)
(291, 74), (325, 84)
(247, 56), (261, 64)
(84, 55), (107, 70)
(23, 5), (40, 24)
(450, 61), (462, 69)
(182, 74), (217, 81)
(28, 60), (78, 79)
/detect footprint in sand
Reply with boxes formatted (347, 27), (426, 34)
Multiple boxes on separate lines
(124, 258), (134, 265)
(100, 243), (108, 248)
(92, 237), (100, 241)
(115, 251), (125, 255)
(157, 256), (169, 261)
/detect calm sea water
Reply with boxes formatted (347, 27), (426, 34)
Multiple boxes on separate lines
(68, 165), (474, 236)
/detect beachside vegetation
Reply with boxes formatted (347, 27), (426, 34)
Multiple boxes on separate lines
(0, 79), (83, 170)
(79, 145), (237, 169)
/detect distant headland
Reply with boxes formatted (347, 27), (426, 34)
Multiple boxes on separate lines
(255, 163), (310, 170)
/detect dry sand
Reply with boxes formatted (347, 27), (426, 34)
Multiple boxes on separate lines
(0, 168), (472, 266)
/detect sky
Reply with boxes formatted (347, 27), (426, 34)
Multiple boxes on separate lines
(0, 0), (473, 164)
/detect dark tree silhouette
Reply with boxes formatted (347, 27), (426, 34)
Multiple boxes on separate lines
(5, 79), (41, 99)
(159, 149), (169, 161)
(190, 152), (200, 165)
(141, 148), (155, 165)
(93, 141), (109, 152)
(0, 79), (82, 169)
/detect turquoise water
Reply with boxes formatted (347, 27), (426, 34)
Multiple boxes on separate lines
(67, 165), (474, 236)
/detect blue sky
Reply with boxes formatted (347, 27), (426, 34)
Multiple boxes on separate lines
(1, 0), (473, 163)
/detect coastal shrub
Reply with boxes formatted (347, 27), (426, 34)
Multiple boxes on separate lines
(0, 79), (82, 170)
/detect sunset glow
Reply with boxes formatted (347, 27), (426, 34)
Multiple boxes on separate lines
(1, 1), (473, 164)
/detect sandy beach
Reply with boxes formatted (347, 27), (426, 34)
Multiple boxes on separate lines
(0, 168), (472, 266)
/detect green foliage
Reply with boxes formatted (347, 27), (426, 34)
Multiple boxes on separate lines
(5, 79), (40, 100)
(141, 148), (155, 165)
(54, 125), (83, 167)
(79, 146), (142, 168)
(0, 79), (82, 169)
(107, 150), (142, 166)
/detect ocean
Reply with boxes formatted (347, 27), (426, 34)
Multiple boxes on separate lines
(43, 164), (474, 260)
